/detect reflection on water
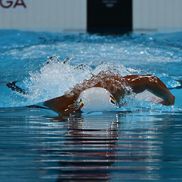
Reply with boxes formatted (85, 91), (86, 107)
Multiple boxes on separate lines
(56, 114), (119, 181)
(0, 108), (182, 181)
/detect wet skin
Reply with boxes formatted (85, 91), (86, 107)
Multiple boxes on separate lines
(44, 71), (175, 117)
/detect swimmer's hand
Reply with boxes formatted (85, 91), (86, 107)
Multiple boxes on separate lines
(160, 94), (175, 106)
(6, 81), (27, 95)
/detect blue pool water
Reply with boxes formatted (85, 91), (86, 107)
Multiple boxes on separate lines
(0, 30), (182, 181)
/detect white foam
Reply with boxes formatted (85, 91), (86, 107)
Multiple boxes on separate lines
(23, 58), (130, 104)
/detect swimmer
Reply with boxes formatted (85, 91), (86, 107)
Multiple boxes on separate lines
(7, 71), (175, 116)
(43, 71), (175, 116)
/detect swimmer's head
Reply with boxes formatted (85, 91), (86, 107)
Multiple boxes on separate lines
(77, 87), (118, 113)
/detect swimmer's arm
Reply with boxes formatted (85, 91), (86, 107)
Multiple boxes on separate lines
(124, 75), (175, 106)
(43, 94), (79, 116)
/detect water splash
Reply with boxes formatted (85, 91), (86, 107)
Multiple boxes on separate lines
(23, 57), (132, 104)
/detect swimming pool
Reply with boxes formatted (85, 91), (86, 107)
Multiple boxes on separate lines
(0, 30), (182, 181)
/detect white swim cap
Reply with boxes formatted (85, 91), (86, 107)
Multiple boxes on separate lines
(77, 87), (118, 112)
